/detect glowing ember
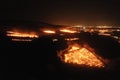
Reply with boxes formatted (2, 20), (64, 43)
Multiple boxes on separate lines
(58, 44), (105, 68)
(12, 39), (32, 41)
(65, 38), (79, 41)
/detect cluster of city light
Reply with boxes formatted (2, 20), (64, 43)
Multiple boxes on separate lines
(58, 44), (105, 68)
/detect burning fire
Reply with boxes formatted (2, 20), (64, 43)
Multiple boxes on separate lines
(43, 30), (56, 34)
(58, 44), (105, 68)
(6, 31), (38, 38)
(60, 29), (77, 33)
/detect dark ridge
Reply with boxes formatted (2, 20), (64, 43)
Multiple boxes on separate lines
(0, 19), (57, 30)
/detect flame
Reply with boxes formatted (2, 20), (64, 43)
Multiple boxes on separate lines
(6, 31), (38, 38)
(43, 30), (56, 34)
(60, 29), (77, 33)
(58, 44), (105, 68)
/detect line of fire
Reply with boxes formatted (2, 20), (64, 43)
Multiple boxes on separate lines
(1, 25), (120, 68)
(0, 24), (120, 80)
(4, 25), (120, 42)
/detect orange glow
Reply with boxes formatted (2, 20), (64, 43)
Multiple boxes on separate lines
(65, 38), (79, 41)
(6, 31), (38, 38)
(60, 29), (77, 33)
(43, 30), (56, 34)
(99, 29), (109, 33)
(58, 44), (105, 68)
(12, 39), (32, 41)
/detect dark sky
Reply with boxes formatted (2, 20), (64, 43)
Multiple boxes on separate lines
(0, 0), (120, 26)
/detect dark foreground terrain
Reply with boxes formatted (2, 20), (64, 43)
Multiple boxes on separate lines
(0, 32), (120, 80)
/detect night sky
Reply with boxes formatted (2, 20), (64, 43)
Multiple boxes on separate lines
(0, 0), (120, 25)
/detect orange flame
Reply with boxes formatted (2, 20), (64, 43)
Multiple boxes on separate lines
(7, 31), (38, 38)
(58, 44), (105, 68)
(60, 29), (77, 33)
(43, 30), (56, 34)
